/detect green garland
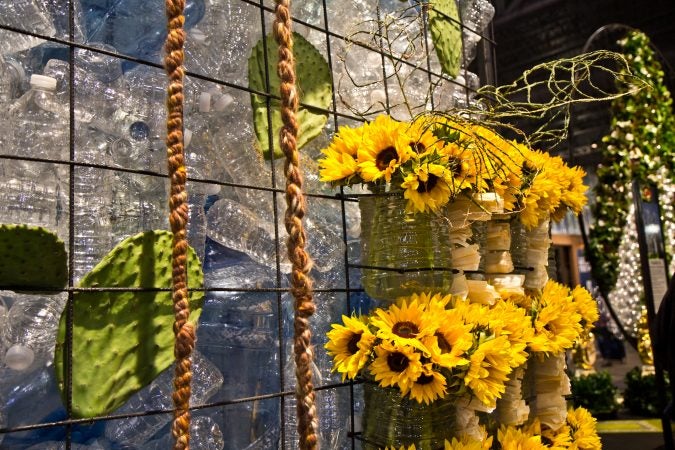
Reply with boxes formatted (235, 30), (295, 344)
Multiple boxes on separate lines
(588, 30), (675, 296)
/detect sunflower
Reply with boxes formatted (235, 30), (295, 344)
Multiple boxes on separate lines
(318, 124), (364, 183)
(497, 425), (548, 450)
(464, 335), (514, 407)
(541, 424), (573, 450)
(529, 282), (582, 355)
(402, 291), (453, 313)
(404, 362), (448, 404)
(422, 309), (473, 370)
(358, 115), (413, 183)
(437, 142), (478, 194)
(444, 436), (486, 450)
(518, 149), (565, 229)
(566, 407), (602, 450)
(371, 298), (437, 352)
(552, 165), (588, 222)
(325, 314), (376, 380)
(400, 161), (453, 213)
(403, 116), (445, 157)
(383, 445), (417, 450)
(490, 300), (535, 368)
(370, 340), (424, 392)
(570, 286), (599, 338)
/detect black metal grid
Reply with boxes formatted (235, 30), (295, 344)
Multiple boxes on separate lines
(0, 1), (496, 448)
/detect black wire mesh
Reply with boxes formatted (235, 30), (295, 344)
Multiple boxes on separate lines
(0, 1), (496, 448)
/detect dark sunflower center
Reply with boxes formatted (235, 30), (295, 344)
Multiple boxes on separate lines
(392, 321), (419, 338)
(416, 174), (439, 193)
(448, 156), (463, 177)
(387, 352), (410, 372)
(410, 141), (426, 154)
(347, 332), (362, 355)
(375, 147), (398, 170)
(541, 436), (553, 447)
(416, 373), (435, 385)
(435, 332), (452, 353)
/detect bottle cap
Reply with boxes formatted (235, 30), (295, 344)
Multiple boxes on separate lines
(184, 128), (193, 148)
(30, 74), (57, 91)
(213, 93), (234, 112)
(4, 344), (35, 371)
(199, 92), (211, 113)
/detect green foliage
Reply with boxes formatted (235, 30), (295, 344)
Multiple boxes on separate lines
(571, 371), (620, 417)
(588, 30), (675, 296)
(248, 32), (332, 159)
(54, 230), (204, 418)
(428, 0), (462, 78)
(623, 366), (672, 417)
(0, 224), (67, 292)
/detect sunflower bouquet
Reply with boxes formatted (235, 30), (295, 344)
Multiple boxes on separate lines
(318, 113), (589, 229)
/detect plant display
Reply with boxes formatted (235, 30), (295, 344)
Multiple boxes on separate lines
(588, 30), (675, 300)
(623, 366), (672, 417)
(570, 371), (620, 418)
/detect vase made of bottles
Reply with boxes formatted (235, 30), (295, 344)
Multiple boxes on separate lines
(359, 191), (455, 302)
(362, 382), (461, 450)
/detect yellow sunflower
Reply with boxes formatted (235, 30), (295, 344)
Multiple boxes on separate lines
(422, 309), (473, 370)
(529, 281), (582, 355)
(497, 425), (548, 450)
(570, 286), (599, 338)
(318, 124), (364, 182)
(402, 292), (453, 313)
(403, 116), (445, 157)
(566, 407), (602, 450)
(371, 298), (437, 352)
(404, 363), (448, 404)
(490, 300), (535, 368)
(464, 335), (513, 407)
(383, 445), (416, 450)
(357, 115), (413, 183)
(370, 340), (424, 392)
(325, 314), (377, 380)
(551, 165), (588, 222)
(400, 161), (453, 213)
(518, 149), (565, 229)
(444, 436), (486, 450)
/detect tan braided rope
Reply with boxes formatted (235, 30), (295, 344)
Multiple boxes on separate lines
(163, 0), (195, 449)
(273, 1), (319, 449)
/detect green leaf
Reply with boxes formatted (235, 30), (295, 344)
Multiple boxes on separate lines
(54, 230), (204, 418)
(0, 224), (67, 293)
(248, 32), (332, 159)
(428, 0), (462, 78)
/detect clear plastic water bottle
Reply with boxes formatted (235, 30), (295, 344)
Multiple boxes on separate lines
(0, 55), (26, 106)
(0, 0), (56, 54)
(103, 350), (223, 447)
(0, 293), (67, 372)
(143, 415), (224, 450)
(196, 291), (280, 450)
(0, 363), (65, 446)
(459, 0), (495, 66)
(79, 0), (205, 67)
(183, 0), (258, 84)
(24, 438), (109, 449)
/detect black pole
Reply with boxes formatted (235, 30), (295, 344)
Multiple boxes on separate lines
(632, 180), (673, 450)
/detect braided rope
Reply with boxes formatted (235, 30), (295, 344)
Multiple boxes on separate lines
(273, 1), (319, 449)
(163, 0), (195, 449)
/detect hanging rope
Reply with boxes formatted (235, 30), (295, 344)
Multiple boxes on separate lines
(163, 0), (195, 449)
(273, 1), (319, 449)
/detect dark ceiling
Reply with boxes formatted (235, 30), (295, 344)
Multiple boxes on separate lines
(492, 0), (675, 85)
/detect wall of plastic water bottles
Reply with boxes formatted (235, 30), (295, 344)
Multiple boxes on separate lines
(0, 0), (496, 448)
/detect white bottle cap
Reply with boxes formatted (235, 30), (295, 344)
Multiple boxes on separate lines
(213, 93), (234, 112)
(30, 74), (57, 92)
(199, 92), (211, 113)
(184, 128), (193, 148)
(4, 344), (35, 371)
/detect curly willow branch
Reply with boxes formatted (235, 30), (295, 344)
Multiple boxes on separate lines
(163, 0), (195, 449)
(273, 1), (319, 449)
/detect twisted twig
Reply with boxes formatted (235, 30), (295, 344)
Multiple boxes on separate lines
(273, 1), (319, 449)
(163, 0), (195, 449)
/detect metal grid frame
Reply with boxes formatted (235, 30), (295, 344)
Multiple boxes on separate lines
(0, 1), (496, 448)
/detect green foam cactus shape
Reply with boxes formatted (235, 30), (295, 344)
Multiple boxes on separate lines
(249, 32), (332, 159)
(0, 223), (67, 292)
(428, 0), (462, 78)
(54, 230), (204, 418)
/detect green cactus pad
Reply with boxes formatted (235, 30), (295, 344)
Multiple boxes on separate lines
(0, 223), (67, 292)
(249, 32), (332, 159)
(428, 0), (462, 78)
(54, 230), (204, 418)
